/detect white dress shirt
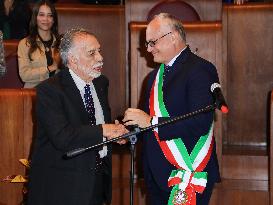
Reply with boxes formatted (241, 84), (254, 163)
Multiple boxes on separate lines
(69, 69), (107, 158)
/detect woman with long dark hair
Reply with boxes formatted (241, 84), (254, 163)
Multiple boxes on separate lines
(18, 0), (60, 88)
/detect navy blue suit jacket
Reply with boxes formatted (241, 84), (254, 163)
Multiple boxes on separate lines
(142, 47), (220, 192)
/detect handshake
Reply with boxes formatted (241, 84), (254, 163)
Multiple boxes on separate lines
(102, 108), (152, 144)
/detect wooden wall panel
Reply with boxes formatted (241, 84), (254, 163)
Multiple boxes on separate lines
(126, 0), (222, 22)
(216, 189), (269, 205)
(56, 4), (126, 119)
(3, 40), (18, 57)
(222, 155), (268, 180)
(0, 89), (36, 205)
(223, 3), (273, 146)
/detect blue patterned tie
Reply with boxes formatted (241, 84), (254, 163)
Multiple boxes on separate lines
(84, 84), (96, 125)
(84, 84), (103, 170)
(83, 84), (102, 172)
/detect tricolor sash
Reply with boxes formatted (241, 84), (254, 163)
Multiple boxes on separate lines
(149, 64), (214, 205)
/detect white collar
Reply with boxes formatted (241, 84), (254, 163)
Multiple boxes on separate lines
(166, 46), (187, 67)
(69, 69), (92, 91)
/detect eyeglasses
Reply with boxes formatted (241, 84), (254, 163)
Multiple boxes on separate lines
(145, 32), (172, 48)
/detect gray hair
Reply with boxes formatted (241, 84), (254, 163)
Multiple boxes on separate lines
(154, 13), (186, 42)
(59, 28), (95, 67)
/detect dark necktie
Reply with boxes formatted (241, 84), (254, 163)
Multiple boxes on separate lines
(163, 65), (171, 80)
(165, 65), (171, 73)
(84, 84), (103, 170)
(84, 84), (96, 125)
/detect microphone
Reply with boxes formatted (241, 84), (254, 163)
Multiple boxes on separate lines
(65, 147), (87, 158)
(210, 83), (229, 113)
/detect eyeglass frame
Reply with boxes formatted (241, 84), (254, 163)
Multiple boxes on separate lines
(145, 32), (172, 48)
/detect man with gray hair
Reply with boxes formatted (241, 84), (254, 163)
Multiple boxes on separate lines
(123, 13), (220, 205)
(27, 28), (127, 205)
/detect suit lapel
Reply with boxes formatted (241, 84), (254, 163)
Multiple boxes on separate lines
(172, 46), (191, 69)
(163, 46), (192, 84)
(60, 69), (90, 123)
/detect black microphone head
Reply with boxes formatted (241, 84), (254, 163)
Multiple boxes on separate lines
(210, 83), (221, 93)
(210, 83), (229, 113)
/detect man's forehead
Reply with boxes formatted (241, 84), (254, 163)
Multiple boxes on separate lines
(74, 33), (95, 43)
(73, 34), (99, 50)
(146, 21), (169, 39)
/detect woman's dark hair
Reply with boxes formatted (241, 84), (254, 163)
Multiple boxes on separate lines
(27, 0), (59, 60)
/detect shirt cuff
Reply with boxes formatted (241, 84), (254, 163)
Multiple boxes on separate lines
(151, 116), (158, 126)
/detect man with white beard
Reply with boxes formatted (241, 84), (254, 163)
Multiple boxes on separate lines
(27, 28), (128, 205)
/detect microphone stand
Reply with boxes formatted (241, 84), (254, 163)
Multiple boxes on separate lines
(65, 103), (216, 205)
(128, 126), (139, 205)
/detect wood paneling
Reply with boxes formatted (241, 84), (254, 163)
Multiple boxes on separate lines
(212, 179), (269, 204)
(222, 3), (273, 146)
(126, 0), (222, 22)
(216, 189), (269, 205)
(222, 155), (268, 180)
(112, 144), (131, 179)
(0, 89), (36, 205)
(220, 179), (268, 192)
(56, 4), (126, 119)
(3, 40), (18, 57)
(223, 144), (267, 156)
(112, 178), (146, 205)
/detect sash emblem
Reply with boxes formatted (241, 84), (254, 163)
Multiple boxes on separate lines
(173, 189), (187, 204)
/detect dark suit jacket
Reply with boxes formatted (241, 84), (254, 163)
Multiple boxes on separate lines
(27, 68), (112, 205)
(143, 47), (221, 192)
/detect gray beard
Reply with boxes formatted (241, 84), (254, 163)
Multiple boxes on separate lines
(88, 69), (101, 79)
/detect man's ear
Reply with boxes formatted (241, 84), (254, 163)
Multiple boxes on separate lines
(171, 31), (184, 46)
(68, 53), (77, 65)
(171, 31), (179, 41)
(171, 32), (177, 43)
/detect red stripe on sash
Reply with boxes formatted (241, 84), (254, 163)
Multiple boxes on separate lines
(149, 80), (156, 116)
(154, 131), (180, 168)
(195, 137), (214, 172)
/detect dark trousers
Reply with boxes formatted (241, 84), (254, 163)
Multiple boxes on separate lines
(89, 172), (104, 205)
(145, 171), (214, 205)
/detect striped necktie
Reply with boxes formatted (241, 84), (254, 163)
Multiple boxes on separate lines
(84, 84), (96, 125)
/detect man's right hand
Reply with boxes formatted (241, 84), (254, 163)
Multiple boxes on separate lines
(102, 123), (128, 142)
